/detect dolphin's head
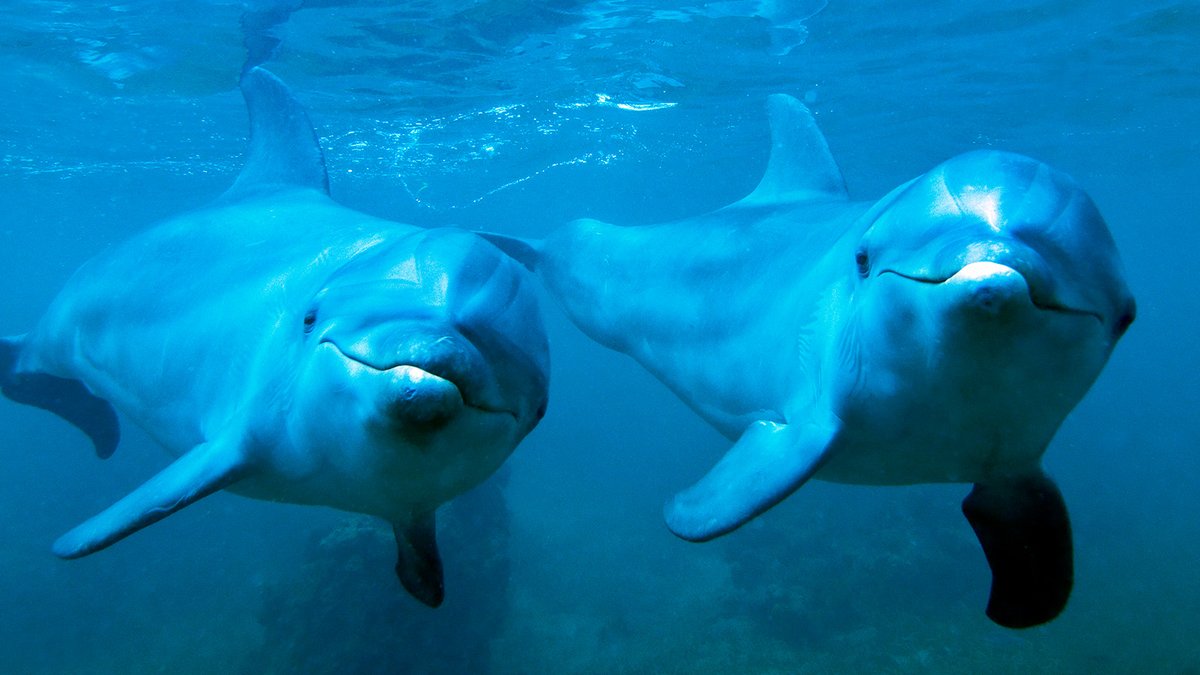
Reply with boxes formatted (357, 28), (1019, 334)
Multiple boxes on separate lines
(855, 150), (1135, 343)
(842, 151), (1134, 464)
(288, 227), (549, 505)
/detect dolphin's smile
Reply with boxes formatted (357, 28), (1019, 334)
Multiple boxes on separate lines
(319, 338), (520, 422)
(876, 264), (1106, 325)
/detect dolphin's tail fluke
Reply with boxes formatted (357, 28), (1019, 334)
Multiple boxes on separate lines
(477, 232), (541, 272)
(0, 335), (120, 459)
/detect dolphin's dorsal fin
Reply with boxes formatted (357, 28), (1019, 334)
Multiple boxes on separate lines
(741, 94), (848, 206)
(221, 66), (329, 202)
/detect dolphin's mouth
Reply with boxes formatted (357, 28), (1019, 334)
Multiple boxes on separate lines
(877, 267), (1105, 325)
(320, 339), (520, 421)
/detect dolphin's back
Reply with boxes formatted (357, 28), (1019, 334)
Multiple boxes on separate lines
(535, 93), (871, 435)
(8, 66), (371, 454)
(540, 199), (869, 436)
(23, 190), (409, 452)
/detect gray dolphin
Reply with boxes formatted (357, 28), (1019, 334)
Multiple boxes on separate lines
(0, 67), (549, 608)
(489, 95), (1134, 627)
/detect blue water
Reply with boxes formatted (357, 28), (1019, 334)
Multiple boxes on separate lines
(2, 1), (1197, 672)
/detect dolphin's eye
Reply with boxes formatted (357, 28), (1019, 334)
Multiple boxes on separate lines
(303, 309), (317, 334)
(855, 249), (870, 277)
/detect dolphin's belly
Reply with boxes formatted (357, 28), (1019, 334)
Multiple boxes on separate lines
(815, 438), (1008, 486)
(224, 407), (522, 518)
(816, 400), (1052, 486)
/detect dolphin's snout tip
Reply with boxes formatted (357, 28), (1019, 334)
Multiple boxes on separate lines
(946, 262), (1029, 314)
(948, 261), (1022, 284)
(381, 366), (465, 428)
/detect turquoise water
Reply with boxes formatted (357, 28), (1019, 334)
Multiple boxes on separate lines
(1, 1), (1197, 672)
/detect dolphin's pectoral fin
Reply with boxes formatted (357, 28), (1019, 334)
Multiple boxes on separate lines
(392, 512), (444, 608)
(962, 471), (1073, 629)
(664, 416), (840, 542)
(477, 232), (541, 272)
(53, 439), (250, 559)
(0, 336), (119, 459)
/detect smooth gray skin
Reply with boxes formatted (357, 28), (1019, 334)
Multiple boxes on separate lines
(0, 68), (549, 608)
(511, 95), (1135, 626)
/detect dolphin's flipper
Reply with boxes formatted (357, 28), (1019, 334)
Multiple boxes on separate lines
(741, 94), (849, 206)
(393, 513), (444, 608)
(0, 336), (120, 459)
(665, 417), (840, 542)
(53, 440), (250, 559)
(962, 471), (1073, 628)
(221, 66), (329, 202)
(477, 233), (541, 272)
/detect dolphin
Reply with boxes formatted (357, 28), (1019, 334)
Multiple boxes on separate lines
(0, 67), (549, 608)
(488, 95), (1135, 627)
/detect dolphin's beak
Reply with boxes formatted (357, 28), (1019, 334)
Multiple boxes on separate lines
(880, 256), (1106, 326)
(318, 331), (520, 422)
(947, 261), (1107, 326)
(376, 365), (465, 428)
(941, 261), (1032, 315)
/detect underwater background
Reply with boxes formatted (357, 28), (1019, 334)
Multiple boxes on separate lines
(1, 1), (1196, 673)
